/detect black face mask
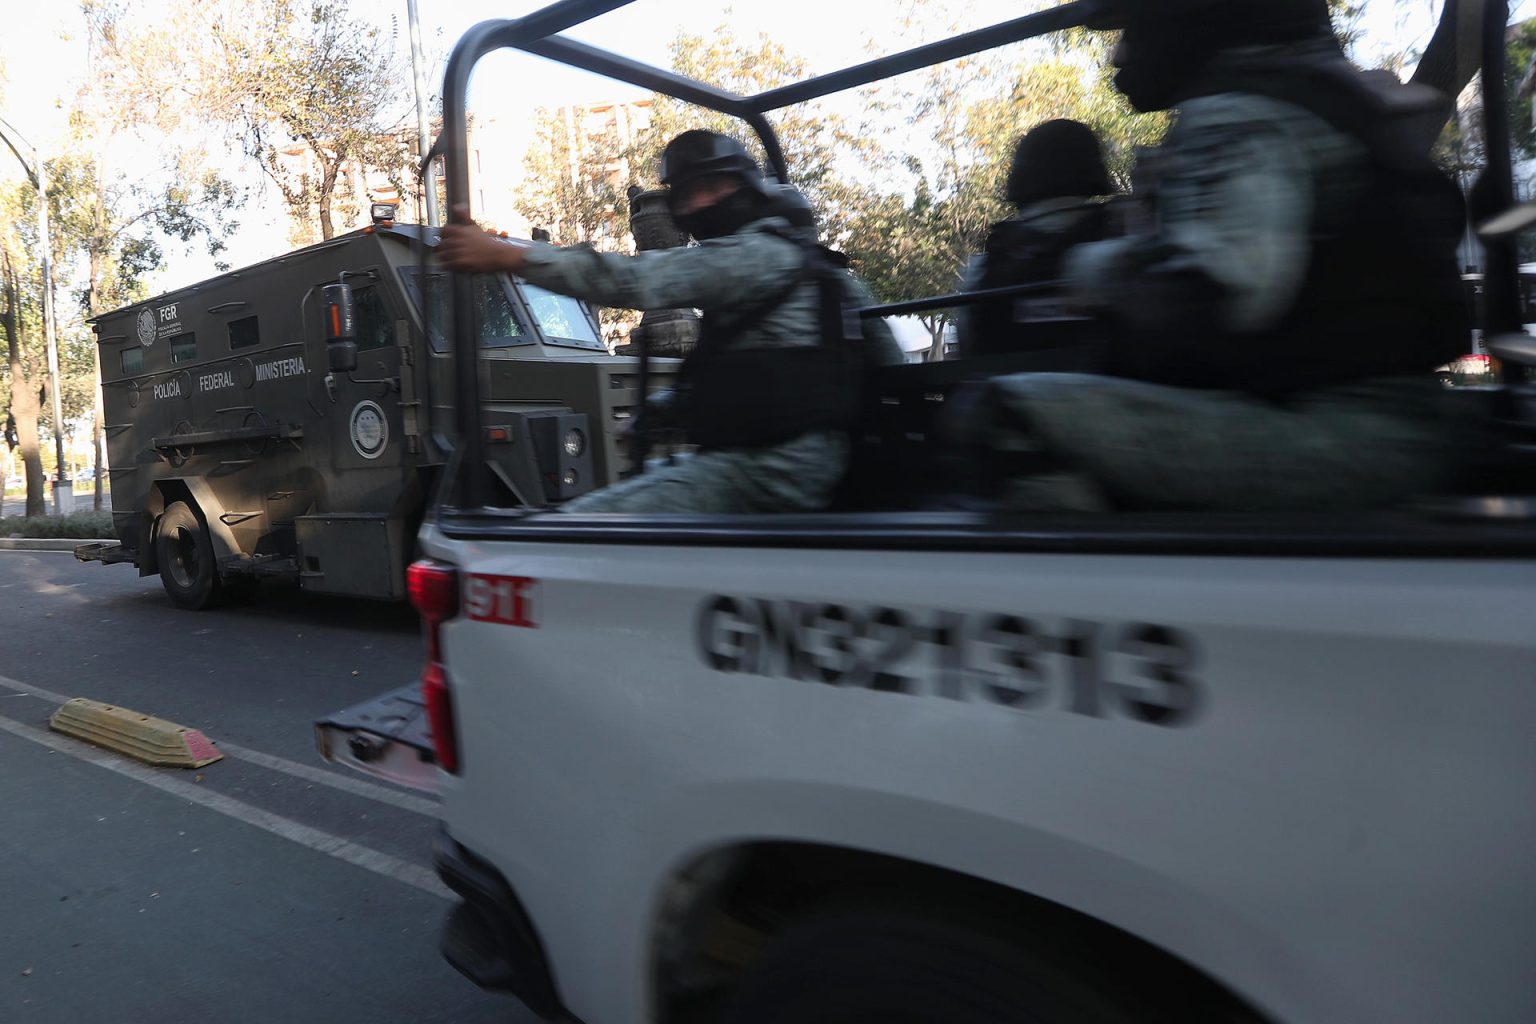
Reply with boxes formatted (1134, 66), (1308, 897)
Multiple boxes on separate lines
(670, 188), (766, 241)
(1114, 23), (1224, 113)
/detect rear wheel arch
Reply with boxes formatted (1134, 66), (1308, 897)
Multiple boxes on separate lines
(149, 479), (242, 560)
(137, 481), (185, 575)
(651, 841), (1268, 1024)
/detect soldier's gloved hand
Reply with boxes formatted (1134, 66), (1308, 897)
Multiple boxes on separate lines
(438, 203), (533, 275)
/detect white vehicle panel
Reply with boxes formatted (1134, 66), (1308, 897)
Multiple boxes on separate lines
(425, 526), (1536, 1024)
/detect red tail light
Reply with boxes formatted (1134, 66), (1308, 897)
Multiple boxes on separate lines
(421, 662), (459, 775)
(408, 560), (461, 775)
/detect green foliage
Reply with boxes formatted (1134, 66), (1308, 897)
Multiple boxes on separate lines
(89, 0), (411, 243)
(514, 107), (634, 247)
(46, 149), (241, 315)
(0, 509), (115, 539)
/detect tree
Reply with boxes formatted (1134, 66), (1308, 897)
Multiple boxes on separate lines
(515, 105), (635, 247)
(213, 0), (413, 242)
(58, 11), (247, 508)
(0, 211), (45, 518)
(89, 0), (414, 244)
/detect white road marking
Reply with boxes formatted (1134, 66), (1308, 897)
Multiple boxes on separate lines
(0, 710), (452, 900)
(0, 673), (440, 816)
(216, 739), (440, 816)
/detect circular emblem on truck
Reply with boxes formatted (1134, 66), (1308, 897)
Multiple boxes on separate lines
(136, 308), (156, 347)
(350, 400), (388, 459)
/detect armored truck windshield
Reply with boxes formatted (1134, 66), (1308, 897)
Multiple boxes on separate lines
(401, 267), (606, 353)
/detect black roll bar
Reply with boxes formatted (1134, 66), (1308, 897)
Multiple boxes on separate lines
(858, 280), (1067, 320)
(435, 0), (1102, 510)
(751, 4), (1104, 112)
(1470, 0), (1521, 378)
(440, 0), (638, 509)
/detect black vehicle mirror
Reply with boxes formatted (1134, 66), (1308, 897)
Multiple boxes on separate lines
(323, 282), (358, 372)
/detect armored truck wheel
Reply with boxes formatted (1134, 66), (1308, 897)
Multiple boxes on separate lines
(156, 501), (223, 610)
(722, 908), (1142, 1024)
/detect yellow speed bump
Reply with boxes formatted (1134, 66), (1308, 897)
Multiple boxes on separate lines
(49, 698), (223, 769)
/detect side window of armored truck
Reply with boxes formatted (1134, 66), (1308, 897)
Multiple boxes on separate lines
(402, 269), (528, 352)
(169, 335), (197, 363)
(120, 348), (144, 376)
(228, 315), (260, 350)
(353, 286), (396, 352)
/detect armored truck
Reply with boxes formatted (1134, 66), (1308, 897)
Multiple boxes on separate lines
(78, 215), (672, 608)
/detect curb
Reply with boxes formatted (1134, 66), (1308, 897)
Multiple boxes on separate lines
(0, 538), (107, 551)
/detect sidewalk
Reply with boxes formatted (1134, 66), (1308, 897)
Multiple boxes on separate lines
(1, 493), (111, 518)
(0, 538), (103, 551)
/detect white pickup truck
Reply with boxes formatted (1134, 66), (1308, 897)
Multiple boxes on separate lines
(355, 509), (1529, 1024)
(316, 2), (1536, 1022)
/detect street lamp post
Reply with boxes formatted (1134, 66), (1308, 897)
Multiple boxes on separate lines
(0, 117), (70, 515)
(407, 0), (440, 228)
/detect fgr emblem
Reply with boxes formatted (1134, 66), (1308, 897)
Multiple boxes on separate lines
(349, 400), (388, 459)
(136, 308), (156, 347)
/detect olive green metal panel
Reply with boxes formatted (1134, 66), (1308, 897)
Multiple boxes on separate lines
(483, 355), (679, 485)
(295, 513), (406, 600)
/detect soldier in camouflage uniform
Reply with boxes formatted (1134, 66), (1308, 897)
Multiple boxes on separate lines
(439, 130), (901, 514)
(959, 118), (1115, 359)
(974, 0), (1468, 512)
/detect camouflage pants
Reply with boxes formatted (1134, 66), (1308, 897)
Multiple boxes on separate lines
(560, 431), (850, 514)
(980, 373), (1459, 512)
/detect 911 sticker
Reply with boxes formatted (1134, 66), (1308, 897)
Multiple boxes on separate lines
(696, 596), (1201, 726)
(465, 573), (538, 628)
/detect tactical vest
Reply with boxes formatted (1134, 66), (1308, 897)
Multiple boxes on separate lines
(965, 204), (1110, 359)
(1104, 56), (1469, 398)
(678, 226), (865, 449)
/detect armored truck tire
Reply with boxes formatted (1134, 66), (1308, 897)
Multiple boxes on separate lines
(722, 908), (1145, 1024)
(155, 501), (224, 610)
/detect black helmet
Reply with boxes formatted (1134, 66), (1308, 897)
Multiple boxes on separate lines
(1005, 119), (1113, 207)
(658, 130), (768, 194)
(1090, 0), (1337, 112)
(1085, 0), (1332, 40)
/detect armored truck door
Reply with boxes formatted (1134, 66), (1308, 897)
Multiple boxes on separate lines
(294, 271), (416, 600)
(315, 276), (408, 472)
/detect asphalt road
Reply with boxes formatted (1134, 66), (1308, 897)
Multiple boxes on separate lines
(0, 551), (538, 1024)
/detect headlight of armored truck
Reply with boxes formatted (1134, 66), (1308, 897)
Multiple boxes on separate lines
(562, 428), (586, 457)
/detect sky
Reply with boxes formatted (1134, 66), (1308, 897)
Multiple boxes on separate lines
(0, 0), (1532, 294)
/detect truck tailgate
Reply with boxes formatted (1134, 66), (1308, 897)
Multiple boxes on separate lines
(315, 683), (438, 793)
